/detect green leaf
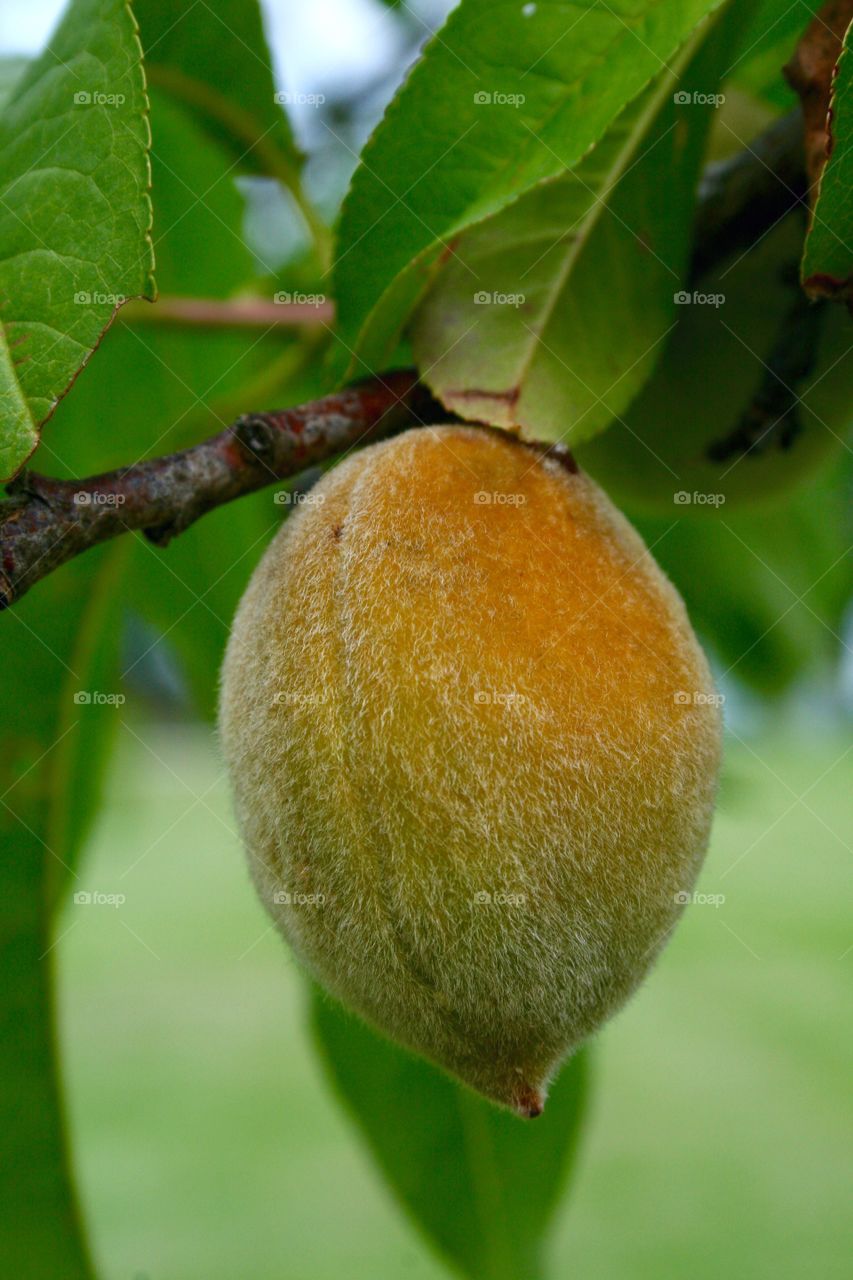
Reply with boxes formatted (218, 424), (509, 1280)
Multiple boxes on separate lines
(334, 0), (726, 374)
(311, 989), (590, 1280)
(135, 0), (299, 178)
(0, 0), (155, 482)
(45, 88), (322, 719)
(0, 546), (125, 1278)
(410, 13), (736, 443)
(802, 18), (853, 301)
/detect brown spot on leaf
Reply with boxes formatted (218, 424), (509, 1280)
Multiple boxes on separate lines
(448, 387), (521, 408)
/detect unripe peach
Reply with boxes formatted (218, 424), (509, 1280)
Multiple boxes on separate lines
(219, 426), (722, 1115)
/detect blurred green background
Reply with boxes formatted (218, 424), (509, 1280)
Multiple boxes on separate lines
(59, 718), (852, 1280)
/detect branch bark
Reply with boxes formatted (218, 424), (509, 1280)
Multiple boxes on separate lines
(1, 110), (812, 612)
(0, 372), (443, 610)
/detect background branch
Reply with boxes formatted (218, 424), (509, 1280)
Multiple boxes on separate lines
(119, 294), (335, 329)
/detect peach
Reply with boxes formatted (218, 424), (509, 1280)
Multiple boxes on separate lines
(219, 426), (722, 1114)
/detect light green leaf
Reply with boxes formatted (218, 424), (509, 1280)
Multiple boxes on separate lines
(802, 18), (853, 301)
(411, 22), (727, 443)
(46, 88), (321, 718)
(411, 1), (767, 443)
(0, 0), (155, 481)
(311, 989), (590, 1280)
(334, 0), (727, 375)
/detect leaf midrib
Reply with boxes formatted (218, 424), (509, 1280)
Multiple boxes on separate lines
(503, 50), (694, 402)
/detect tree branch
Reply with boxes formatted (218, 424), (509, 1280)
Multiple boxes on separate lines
(0, 372), (444, 610)
(1, 109), (811, 612)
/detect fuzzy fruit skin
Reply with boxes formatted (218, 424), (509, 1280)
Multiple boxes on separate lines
(220, 426), (722, 1115)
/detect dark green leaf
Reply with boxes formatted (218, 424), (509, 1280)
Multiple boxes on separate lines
(311, 989), (590, 1280)
(0, 546), (125, 1279)
(728, 2), (819, 108)
(0, 0), (155, 480)
(135, 0), (299, 178)
(576, 216), (853, 511)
